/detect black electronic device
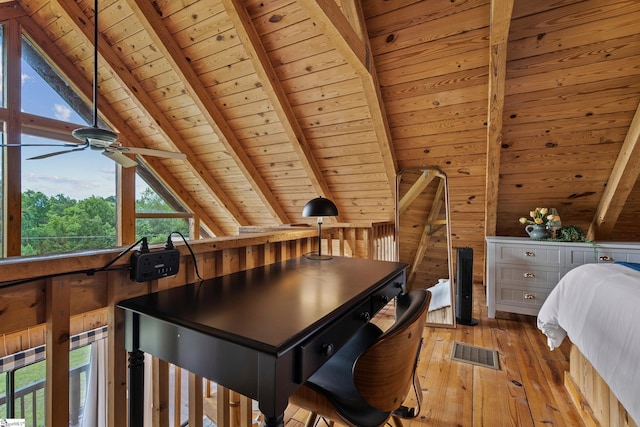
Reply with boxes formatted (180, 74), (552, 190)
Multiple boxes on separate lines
(130, 249), (180, 282)
(455, 246), (478, 326)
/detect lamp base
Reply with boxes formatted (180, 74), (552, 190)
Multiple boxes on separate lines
(304, 253), (333, 260)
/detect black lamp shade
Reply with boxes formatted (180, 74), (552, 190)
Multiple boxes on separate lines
(302, 197), (338, 217)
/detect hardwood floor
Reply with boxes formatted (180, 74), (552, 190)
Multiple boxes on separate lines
(284, 284), (585, 427)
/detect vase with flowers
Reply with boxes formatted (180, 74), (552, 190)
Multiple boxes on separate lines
(518, 207), (560, 239)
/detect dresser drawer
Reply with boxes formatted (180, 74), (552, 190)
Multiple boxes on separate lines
(495, 264), (562, 288)
(496, 245), (562, 266)
(595, 249), (640, 264)
(566, 247), (598, 268)
(496, 284), (550, 312)
(567, 246), (640, 267)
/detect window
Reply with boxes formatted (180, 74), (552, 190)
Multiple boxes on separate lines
(1, 21), (191, 257)
(21, 38), (86, 123)
(0, 329), (106, 427)
(135, 175), (190, 244)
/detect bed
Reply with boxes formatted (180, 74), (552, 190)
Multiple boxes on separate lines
(537, 262), (640, 426)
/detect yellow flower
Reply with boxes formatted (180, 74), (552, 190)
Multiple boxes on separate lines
(519, 207), (556, 226)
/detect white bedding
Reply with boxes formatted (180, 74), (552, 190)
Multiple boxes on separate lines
(537, 263), (640, 425)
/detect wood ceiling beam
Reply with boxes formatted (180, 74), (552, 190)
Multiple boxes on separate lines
(588, 101), (640, 240)
(18, 13), (226, 237)
(398, 170), (436, 215)
(0, 1), (26, 20)
(221, 0), (338, 216)
(299, 0), (398, 192)
(485, 0), (514, 237)
(125, 0), (291, 225)
(51, 0), (251, 229)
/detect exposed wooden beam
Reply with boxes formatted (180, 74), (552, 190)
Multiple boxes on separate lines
(299, 0), (369, 75)
(2, 18), (22, 257)
(588, 100), (640, 240)
(125, 0), (291, 225)
(299, 0), (398, 192)
(116, 166), (136, 246)
(485, 0), (514, 237)
(221, 0), (338, 217)
(0, 1), (25, 21)
(18, 13), (225, 237)
(398, 170), (436, 215)
(50, 0), (252, 229)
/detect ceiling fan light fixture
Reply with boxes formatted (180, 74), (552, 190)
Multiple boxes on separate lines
(72, 126), (118, 144)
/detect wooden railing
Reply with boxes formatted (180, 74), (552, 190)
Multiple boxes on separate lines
(0, 222), (395, 427)
(0, 363), (89, 426)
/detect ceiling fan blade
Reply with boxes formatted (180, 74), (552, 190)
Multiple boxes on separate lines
(26, 142), (89, 160)
(27, 150), (77, 160)
(102, 150), (138, 168)
(1, 143), (80, 147)
(117, 146), (187, 160)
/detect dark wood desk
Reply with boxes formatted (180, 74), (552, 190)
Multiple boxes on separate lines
(118, 256), (407, 427)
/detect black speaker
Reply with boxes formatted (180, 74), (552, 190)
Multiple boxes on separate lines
(455, 247), (478, 326)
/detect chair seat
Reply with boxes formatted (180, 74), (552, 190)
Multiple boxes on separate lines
(301, 323), (392, 426)
(290, 289), (430, 427)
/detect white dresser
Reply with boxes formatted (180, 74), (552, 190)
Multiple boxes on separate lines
(485, 236), (640, 317)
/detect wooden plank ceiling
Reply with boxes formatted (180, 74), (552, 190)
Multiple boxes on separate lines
(5, 0), (640, 276)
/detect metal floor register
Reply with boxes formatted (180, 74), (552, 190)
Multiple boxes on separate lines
(451, 342), (500, 370)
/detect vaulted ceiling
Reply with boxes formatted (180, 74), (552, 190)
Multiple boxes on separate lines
(3, 0), (640, 270)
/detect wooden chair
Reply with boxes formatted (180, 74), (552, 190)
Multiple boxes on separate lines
(289, 289), (431, 427)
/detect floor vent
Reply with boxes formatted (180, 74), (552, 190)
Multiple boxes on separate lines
(451, 342), (500, 370)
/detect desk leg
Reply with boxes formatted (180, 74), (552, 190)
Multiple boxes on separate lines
(262, 414), (284, 427)
(128, 349), (145, 427)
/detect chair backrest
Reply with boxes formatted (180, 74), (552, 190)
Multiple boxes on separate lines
(353, 289), (430, 412)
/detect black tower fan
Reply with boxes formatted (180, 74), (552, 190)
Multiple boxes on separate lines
(455, 247), (478, 326)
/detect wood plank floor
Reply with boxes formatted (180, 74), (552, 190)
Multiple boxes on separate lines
(283, 284), (585, 427)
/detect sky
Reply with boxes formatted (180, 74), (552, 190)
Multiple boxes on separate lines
(13, 54), (149, 200)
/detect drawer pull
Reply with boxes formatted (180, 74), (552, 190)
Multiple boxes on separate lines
(599, 255), (614, 262)
(523, 272), (535, 278)
(377, 294), (389, 303)
(360, 312), (371, 322)
(322, 343), (335, 357)
(524, 294), (535, 300)
(525, 251), (535, 257)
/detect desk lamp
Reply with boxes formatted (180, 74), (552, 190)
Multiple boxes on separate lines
(302, 197), (338, 260)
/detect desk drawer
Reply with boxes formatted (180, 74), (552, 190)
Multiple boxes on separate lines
(296, 299), (372, 383)
(371, 271), (405, 313)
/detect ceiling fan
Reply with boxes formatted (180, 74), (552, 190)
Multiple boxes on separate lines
(1, 0), (186, 168)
